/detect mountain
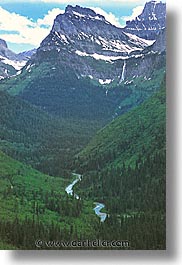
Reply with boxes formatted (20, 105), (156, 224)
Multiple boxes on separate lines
(30, 4), (156, 82)
(0, 38), (34, 79)
(124, 1), (166, 40)
(41, 5), (152, 56)
(0, 3), (166, 121)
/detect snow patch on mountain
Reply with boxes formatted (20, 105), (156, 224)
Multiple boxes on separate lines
(75, 50), (128, 62)
(0, 56), (27, 70)
(124, 32), (155, 46)
(99, 79), (112, 85)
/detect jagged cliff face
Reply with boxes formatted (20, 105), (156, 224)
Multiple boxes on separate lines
(124, 1), (166, 40)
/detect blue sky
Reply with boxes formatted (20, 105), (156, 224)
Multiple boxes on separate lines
(0, 0), (165, 53)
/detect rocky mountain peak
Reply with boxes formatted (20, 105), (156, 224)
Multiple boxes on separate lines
(124, 0), (166, 40)
(65, 5), (104, 20)
(138, 1), (166, 22)
(40, 4), (153, 60)
(51, 5), (109, 35)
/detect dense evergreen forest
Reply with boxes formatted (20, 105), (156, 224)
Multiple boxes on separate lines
(0, 60), (164, 120)
(0, 90), (103, 177)
(73, 77), (166, 249)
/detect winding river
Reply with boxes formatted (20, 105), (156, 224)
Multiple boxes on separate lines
(65, 173), (82, 199)
(65, 173), (107, 222)
(93, 202), (107, 222)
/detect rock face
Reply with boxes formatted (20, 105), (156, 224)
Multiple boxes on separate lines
(40, 4), (151, 57)
(124, 1), (166, 40)
(124, 27), (166, 80)
(29, 3), (165, 83)
(149, 28), (166, 53)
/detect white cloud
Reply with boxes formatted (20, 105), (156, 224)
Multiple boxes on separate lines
(0, 6), (35, 32)
(0, 7), (64, 47)
(121, 5), (144, 23)
(37, 8), (64, 27)
(90, 7), (122, 28)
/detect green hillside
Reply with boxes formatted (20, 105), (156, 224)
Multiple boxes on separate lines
(0, 75), (166, 250)
(0, 59), (165, 122)
(0, 63), (115, 120)
(0, 90), (102, 177)
(0, 150), (99, 249)
(0, 77), (166, 250)
(73, 77), (166, 249)
(76, 77), (166, 172)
